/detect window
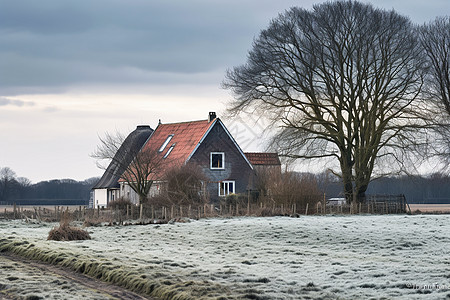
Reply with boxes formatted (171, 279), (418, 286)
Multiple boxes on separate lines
(210, 152), (225, 169)
(159, 134), (174, 152)
(219, 181), (235, 196)
(163, 143), (176, 159)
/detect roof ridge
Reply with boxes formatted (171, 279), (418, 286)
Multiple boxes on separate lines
(159, 119), (210, 126)
(245, 152), (279, 154)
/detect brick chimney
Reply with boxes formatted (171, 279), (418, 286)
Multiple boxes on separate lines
(208, 112), (216, 122)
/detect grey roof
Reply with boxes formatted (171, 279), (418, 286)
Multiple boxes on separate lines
(93, 125), (153, 189)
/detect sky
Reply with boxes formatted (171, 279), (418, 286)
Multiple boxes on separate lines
(1, 0), (449, 183)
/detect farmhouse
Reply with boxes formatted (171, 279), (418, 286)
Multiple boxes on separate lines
(92, 112), (280, 208)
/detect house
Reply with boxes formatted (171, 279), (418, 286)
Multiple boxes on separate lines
(119, 112), (256, 203)
(93, 112), (281, 206)
(91, 125), (153, 208)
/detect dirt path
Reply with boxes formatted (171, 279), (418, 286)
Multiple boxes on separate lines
(0, 252), (156, 300)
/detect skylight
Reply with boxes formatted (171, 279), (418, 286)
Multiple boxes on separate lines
(159, 134), (174, 152)
(164, 143), (176, 159)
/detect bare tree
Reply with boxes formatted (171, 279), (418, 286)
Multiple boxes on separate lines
(164, 163), (207, 206)
(420, 17), (450, 164)
(421, 17), (450, 115)
(91, 127), (162, 205)
(223, 1), (429, 203)
(0, 167), (17, 202)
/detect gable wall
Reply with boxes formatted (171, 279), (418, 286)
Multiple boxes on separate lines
(189, 121), (255, 203)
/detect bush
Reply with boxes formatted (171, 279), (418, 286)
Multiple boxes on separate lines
(47, 224), (91, 241)
(259, 171), (322, 209)
(164, 163), (208, 206)
(222, 193), (249, 206)
(108, 197), (132, 210)
(48, 210), (91, 241)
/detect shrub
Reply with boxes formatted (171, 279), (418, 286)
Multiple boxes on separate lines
(48, 210), (91, 241)
(222, 193), (248, 207)
(108, 197), (132, 210)
(47, 224), (91, 241)
(164, 163), (208, 206)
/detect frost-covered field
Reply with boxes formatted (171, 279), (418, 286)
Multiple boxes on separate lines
(2, 215), (450, 299)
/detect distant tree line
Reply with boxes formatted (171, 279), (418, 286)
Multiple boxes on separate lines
(316, 172), (450, 204)
(0, 167), (98, 205)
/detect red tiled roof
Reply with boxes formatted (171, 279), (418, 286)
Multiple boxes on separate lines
(245, 152), (281, 166)
(142, 119), (215, 171)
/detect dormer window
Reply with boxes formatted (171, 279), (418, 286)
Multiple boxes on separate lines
(210, 152), (224, 169)
(159, 134), (174, 152)
(163, 143), (176, 159)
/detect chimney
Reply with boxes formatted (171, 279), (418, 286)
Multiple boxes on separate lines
(208, 112), (216, 122)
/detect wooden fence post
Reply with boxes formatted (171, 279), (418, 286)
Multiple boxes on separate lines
(305, 203), (309, 216)
(140, 204), (143, 220)
(247, 191), (250, 216)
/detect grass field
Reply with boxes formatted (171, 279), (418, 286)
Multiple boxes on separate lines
(1, 215), (450, 299)
(409, 204), (450, 213)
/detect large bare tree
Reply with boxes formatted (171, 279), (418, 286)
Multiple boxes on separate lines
(223, 1), (429, 202)
(420, 17), (450, 164)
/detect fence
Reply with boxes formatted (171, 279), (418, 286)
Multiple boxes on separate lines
(0, 205), (87, 222)
(0, 194), (409, 222)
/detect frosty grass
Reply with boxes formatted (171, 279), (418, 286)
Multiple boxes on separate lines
(1, 215), (450, 299)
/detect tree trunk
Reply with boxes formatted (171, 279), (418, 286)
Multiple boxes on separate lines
(138, 194), (146, 206)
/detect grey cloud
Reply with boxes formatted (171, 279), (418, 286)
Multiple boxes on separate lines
(0, 0), (446, 96)
(0, 97), (35, 107)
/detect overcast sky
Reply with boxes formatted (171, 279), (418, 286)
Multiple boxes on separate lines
(1, 0), (448, 183)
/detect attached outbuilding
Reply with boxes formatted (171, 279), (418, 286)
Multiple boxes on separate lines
(91, 125), (153, 208)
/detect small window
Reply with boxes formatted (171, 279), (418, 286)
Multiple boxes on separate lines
(159, 134), (174, 152)
(210, 152), (224, 169)
(163, 143), (176, 159)
(219, 181), (235, 196)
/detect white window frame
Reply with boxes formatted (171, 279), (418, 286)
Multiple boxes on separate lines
(219, 181), (235, 196)
(210, 152), (225, 169)
(159, 134), (174, 152)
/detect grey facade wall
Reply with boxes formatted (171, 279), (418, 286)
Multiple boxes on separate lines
(189, 121), (256, 203)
